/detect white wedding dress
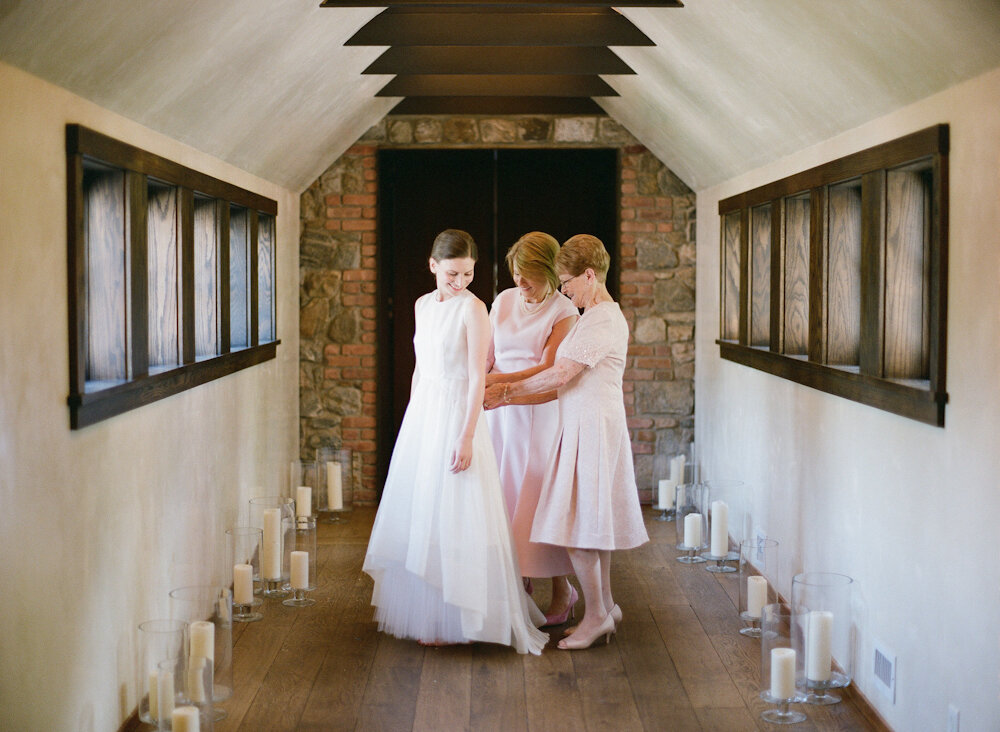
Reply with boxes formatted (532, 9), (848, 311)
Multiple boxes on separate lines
(363, 289), (548, 654)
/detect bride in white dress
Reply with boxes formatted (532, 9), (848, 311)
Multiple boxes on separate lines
(363, 229), (547, 654)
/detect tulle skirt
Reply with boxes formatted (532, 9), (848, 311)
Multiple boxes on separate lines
(363, 375), (548, 654)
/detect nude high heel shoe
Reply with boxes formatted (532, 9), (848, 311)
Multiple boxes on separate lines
(557, 611), (616, 650)
(564, 603), (621, 636)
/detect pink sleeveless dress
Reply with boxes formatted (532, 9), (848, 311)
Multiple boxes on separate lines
(486, 288), (579, 577)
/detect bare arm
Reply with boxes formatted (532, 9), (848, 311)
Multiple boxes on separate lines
(484, 314), (578, 388)
(451, 298), (491, 473)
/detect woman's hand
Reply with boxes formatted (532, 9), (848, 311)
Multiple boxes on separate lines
(485, 371), (503, 387)
(449, 435), (474, 472)
(483, 383), (507, 410)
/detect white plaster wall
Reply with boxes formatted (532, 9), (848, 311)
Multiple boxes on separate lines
(695, 67), (1000, 731)
(0, 62), (300, 731)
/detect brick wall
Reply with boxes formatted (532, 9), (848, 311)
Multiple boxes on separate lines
(299, 115), (695, 504)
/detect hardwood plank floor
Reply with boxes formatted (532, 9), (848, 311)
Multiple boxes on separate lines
(137, 507), (889, 731)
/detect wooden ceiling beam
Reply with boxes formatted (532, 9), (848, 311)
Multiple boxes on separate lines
(388, 96), (607, 115)
(363, 46), (634, 75)
(346, 8), (654, 46)
(376, 74), (618, 97)
(325, 1), (682, 7)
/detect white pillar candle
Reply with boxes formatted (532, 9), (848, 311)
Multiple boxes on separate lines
(261, 507), (282, 580)
(806, 610), (834, 681)
(676, 454), (686, 483)
(746, 576), (768, 618)
(291, 550), (309, 590)
(189, 620), (214, 662)
(770, 648), (796, 700)
(187, 656), (208, 703)
(669, 456), (681, 485)
(234, 563), (254, 606)
(157, 668), (174, 720)
(683, 512), (702, 548)
(148, 672), (159, 721)
(326, 461), (343, 510)
(657, 478), (675, 509)
(296, 485), (312, 517)
(710, 500), (729, 556)
(172, 705), (200, 732)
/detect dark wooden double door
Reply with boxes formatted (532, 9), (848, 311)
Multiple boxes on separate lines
(376, 148), (617, 494)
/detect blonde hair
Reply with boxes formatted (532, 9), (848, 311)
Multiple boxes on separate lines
(505, 231), (560, 295)
(556, 234), (611, 282)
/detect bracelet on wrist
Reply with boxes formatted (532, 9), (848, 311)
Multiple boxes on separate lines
(503, 383), (510, 404)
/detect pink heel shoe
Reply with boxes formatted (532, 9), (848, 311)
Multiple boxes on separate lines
(542, 584), (579, 627)
(557, 611), (616, 650)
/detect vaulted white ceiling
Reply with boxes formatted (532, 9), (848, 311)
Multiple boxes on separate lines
(2, 0), (999, 192)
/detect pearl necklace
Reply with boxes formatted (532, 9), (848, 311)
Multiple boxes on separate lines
(518, 292), (548, 315)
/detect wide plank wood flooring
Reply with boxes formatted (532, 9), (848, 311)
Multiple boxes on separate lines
(140, 507), (888, 731)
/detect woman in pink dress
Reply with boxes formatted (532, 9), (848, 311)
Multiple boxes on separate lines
(485, 234), (648, 650)
(485, 232), (580, 625)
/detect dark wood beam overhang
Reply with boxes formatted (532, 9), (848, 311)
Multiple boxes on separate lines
(363, 46), (635, 76)
(377, 74), (618, 97)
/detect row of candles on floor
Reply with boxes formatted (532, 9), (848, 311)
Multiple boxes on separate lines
(665, 484), (851, 723)
(143, 485), (328, 731)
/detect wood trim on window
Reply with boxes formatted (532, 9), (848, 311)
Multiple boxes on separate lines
(717, 124), (948, 426)
(66, 125), (279, 429)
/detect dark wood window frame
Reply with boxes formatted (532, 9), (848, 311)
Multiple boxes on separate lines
(66, 125), (279, 429)
(717, 124), (948, 426)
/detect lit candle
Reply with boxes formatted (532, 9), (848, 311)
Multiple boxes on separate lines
(261, 507), (282, 580)
(746, 576), (767, 618)
(326, 461), (343, 510)
(172, 705), (200, 732)
(148, 672), (159, 721)
(189, 620), (214, 662)
(683, 512), (702, 548)
(657, 478), (675, 509)
(291, 550), (309, 590)
(234, 563), (254, 606)
(296, 486), (312, 517)
(806, 610), (834, 682)
(770, 648), (796, 700)
(710, 500), (729, 556)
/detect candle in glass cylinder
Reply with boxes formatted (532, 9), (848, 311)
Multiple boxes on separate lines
(296, 486), (311, 518)
(148, 673), (159, 721)
(326, 461), (343, 510)
(683, 512), (702, 548)
(189, 620), (214, 662)
(157, 668), (174, 720)
(806, 610), (834, 681)
(172, 705), (200, 732)
(746, 576), (768, 618)
(710, 500), (729, 556)
(233, 563), (254, 606)
(261, 507), (282, 580)
(770, 648), (796, 700)
(290, 550), (309, 590)
(657, 478), (675, 509)
(187, 656), (208, 703)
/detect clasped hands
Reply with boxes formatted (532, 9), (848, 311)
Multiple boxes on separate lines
(483, 382), (508, 411)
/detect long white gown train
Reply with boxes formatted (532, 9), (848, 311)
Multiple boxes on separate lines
(363, 290), (548, 654)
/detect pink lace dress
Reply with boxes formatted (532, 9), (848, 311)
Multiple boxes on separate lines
(531, 302), (649, 550)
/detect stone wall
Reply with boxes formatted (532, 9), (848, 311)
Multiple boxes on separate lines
(299, 115), (695, 504)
